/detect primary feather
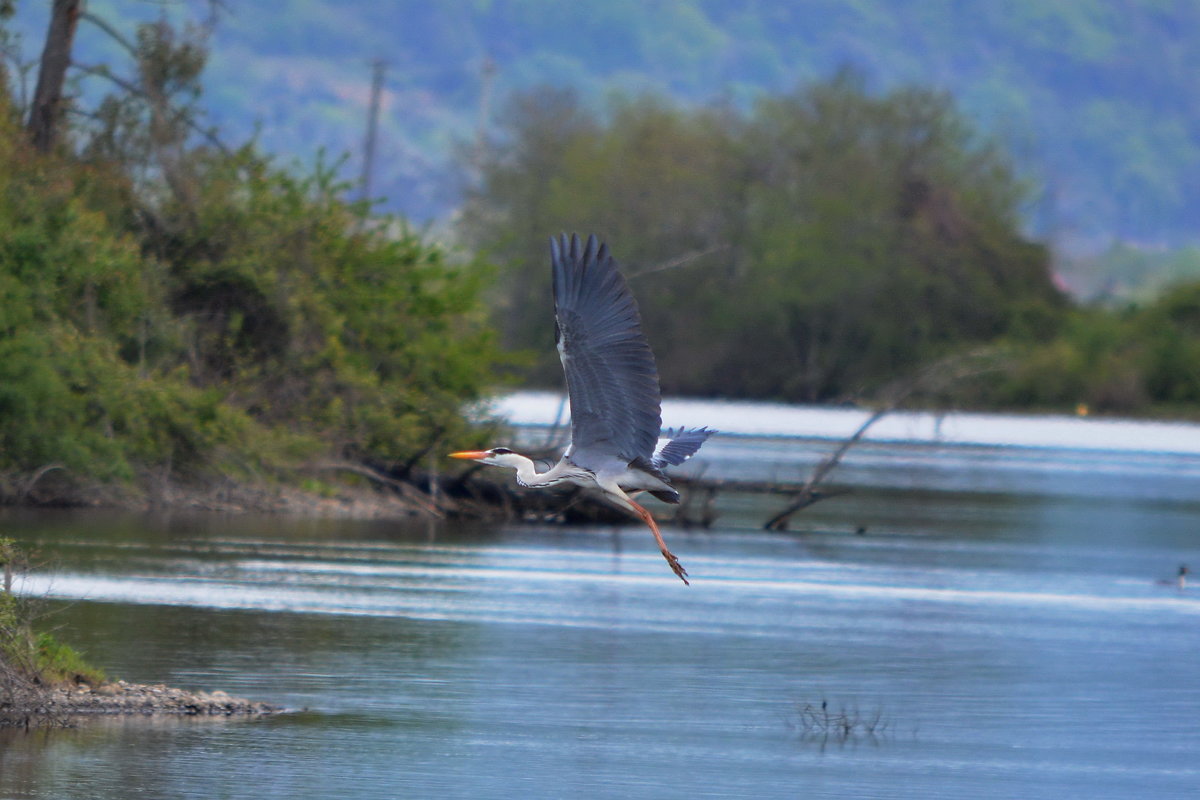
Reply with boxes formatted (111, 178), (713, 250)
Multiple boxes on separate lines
(552, 233), (662, 467)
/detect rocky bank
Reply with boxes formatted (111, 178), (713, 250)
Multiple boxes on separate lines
(1, 679), (284, 727)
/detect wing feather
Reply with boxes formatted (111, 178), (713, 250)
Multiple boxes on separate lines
(652, 427), (716, 469)
(552, 233), (661, 465)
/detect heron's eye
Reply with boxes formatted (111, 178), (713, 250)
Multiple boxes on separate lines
(491, 447), (513, 455)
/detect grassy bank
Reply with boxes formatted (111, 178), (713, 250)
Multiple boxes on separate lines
(1, 538), (286, 726)
(2, 539), (105, 713)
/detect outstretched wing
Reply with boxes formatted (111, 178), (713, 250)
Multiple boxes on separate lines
(652, 427), (716, 469)
(552, 233), (661, 465)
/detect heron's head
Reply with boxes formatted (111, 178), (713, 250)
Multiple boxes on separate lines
(448, 447), (527, 469)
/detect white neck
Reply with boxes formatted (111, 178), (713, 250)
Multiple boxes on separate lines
(490, 452), (542, 485)
(511, 454), (541, 486)
(490, 452), (585, 489)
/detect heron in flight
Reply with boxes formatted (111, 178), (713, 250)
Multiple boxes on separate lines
(451, 234), (714, 583)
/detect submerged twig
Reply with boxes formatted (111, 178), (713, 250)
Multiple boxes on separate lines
(787, 698), (891, 746)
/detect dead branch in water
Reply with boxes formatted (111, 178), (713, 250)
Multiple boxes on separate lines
(762, 406), (887, 531)
(764, 349), (1003, 531)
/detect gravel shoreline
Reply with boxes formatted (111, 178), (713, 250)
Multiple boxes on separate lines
(1, 680), (284, 727)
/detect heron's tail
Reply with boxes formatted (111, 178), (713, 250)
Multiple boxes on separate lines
(651, 427), (716, 470)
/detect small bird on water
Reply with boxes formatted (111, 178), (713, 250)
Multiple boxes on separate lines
(1155, 564), (1189, 590)
(451, 234), (714, 584)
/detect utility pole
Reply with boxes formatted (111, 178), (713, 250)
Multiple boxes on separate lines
(474, 56), (497, 168)
(28, 0), (82, 151)
(358, 58), (387, 204)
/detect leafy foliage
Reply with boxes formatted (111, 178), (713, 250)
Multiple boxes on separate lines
(0, 104), (234, 481)
(964, 281), (1200, 414)
(462, 76), (1063, 402)
(143, 147), (501, 466)
(0, 18), (500, 495)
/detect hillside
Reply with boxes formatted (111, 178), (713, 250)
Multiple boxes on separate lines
(7, 1), (1199, 253)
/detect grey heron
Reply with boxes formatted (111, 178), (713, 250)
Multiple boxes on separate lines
(451, 233), (715, 583)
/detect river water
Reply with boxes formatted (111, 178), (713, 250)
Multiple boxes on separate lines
(1, 422), (1199, 799)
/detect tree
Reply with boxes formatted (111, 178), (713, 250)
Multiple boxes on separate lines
(1, 13), (502, 498)
(148, 148), (501, 467)
(460, 74), (1064, 402)
(26, 0), (80, 151)
(728, 72), (1063, 400)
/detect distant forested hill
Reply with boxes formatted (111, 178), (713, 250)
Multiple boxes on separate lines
(9, 0), (1199, 251)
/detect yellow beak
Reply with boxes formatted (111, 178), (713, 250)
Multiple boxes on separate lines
(448, 450), (489, 460)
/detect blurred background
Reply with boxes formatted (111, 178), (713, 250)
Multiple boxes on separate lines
(4, 0), (1200, 495)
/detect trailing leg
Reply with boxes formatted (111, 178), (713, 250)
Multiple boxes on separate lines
(628, 498), (689, 585)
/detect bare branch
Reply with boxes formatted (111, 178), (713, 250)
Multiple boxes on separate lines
(79, 10), (138, 59)
(764, 348), (1004, 530)
(309, 461), (447, 518)
(19, 464), (64, 502)
(627, 243), (730, 279)
(1, 41), (38, 113)
(762, 409), (881, 531)
(72, 61), (231, 155)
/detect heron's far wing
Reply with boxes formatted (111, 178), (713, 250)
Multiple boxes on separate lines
(552, 233), (661, 463)
(651, 427), (716, 469)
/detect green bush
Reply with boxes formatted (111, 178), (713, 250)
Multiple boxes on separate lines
(0, 85), (500, 492)
(33, 631), (106, 686)
(973, 282), (1200, 415)
(143, 148), (502, 468)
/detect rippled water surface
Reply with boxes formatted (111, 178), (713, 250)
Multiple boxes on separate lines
(2, 443), (1199, 799)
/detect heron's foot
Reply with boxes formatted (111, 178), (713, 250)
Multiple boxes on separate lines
(627, 496), (690, 585)
(662, 548), (689, 585)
